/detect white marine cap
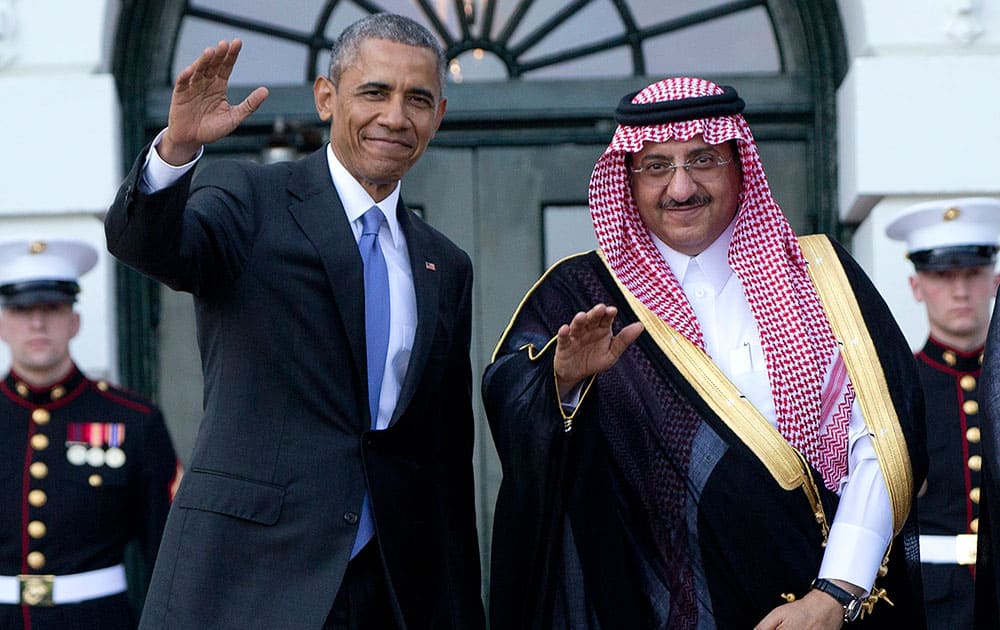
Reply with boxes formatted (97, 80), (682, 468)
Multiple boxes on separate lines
(0, 238), (99, 306)
(885, 197), (1000, 270)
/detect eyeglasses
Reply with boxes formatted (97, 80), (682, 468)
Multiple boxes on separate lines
(630, 154), (736, 186)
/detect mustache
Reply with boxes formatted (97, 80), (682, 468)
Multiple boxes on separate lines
(660, 195), (711, 209)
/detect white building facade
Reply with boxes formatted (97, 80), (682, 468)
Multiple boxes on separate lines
(839, 0), (1000, 348)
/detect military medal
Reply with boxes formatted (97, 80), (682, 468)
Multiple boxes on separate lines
(105, 447), (126, 468)
(86, 422), (105, 467)
(65, 423), (87, 465)
(86, 446), (106, 467)
(105, 423), (126, 468)
(66, 443), (87, 465)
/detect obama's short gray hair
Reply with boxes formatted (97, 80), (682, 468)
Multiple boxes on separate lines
(328, 13), (447, 95)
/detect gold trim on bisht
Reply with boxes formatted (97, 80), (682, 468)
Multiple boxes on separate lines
(489, 251), (600, 430)
(597, 249), (830, 542)
(798, 234), (914, 535)
(490, 251), (594, 364)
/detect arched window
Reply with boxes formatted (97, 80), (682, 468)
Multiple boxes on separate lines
(170, 0), (784, 83)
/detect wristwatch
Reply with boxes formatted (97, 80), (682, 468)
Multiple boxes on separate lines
(811, 578), (864, 623)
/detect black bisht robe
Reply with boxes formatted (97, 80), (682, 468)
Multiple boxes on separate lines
(484, 246), (927, 629)
(975, 298), (1000, 628)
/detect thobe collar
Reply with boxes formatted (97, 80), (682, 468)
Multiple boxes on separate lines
(653, 219), (736, 292)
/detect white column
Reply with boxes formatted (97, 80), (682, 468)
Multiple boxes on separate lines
(0, 0), (120, 379)
(837, 0), (1000, 348)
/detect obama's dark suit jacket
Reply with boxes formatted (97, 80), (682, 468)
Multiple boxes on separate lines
(105, 145), (484, 629)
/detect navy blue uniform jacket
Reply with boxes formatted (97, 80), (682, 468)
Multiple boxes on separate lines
(0, 365), (178, 630)
(105, 145), (484, 629)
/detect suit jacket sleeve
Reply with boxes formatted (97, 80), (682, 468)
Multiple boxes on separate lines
(105, 144), (259, 296)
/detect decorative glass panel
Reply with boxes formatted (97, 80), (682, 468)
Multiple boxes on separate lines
(172, 0), (780, 84)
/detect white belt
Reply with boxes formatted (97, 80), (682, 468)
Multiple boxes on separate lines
(919, 534), (978, 565)
(0, 564), (127, 606)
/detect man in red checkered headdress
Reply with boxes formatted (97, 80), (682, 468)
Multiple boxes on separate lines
(484, 77), (927, 628)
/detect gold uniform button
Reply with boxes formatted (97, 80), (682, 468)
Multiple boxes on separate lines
(27, 520), (46, 539)
(970, 455), (983, 472)
(97, 381), (109, 392)
(964, 400), (980, 415)
(31, 408), (51, 425)
(88, 474), (103, 487)
(968, 427), (982, 443)
(971, 487), (981, 504)
(943, 351), (958, 366)
(972, 518), (980, 534)
(50, 385), (65, 400)
(30, 433), (49, 451)
(15, 382), (29, 397)
(28, 489), (47, 507)
(961, 375), (977, 391)
(29, 462), (48, 479)
(26, 551), (46, 570)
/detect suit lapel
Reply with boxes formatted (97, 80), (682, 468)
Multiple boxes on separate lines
(285, 151), (439, 427)
(285, 149), (368, 394)
(392, 202), (440, 424)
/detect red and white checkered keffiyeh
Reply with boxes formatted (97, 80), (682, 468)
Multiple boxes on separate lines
(590, 77), (851, 490)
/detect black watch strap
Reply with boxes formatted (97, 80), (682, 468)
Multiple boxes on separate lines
(811, 578), (864, 623)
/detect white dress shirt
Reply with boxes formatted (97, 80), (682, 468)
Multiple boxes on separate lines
(653, 222), (892, 592)
(140, 131), (417, 430)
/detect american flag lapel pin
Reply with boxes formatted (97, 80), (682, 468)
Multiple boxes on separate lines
(425, 261), (436, 271)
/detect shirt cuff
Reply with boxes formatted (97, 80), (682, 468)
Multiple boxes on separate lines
(139, 128), (203, 194)
(560, 381), (584, 409)
(818, 521), (887, 592)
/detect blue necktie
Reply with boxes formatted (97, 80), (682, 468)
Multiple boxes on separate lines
(351, 207), (390, 558)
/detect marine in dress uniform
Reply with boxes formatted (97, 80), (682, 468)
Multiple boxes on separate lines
(886, 197), (1000, 629)
(0, 239), (180, 630)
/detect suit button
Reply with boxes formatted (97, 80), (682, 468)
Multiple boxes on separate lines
(28, 520), (46, 539)
(364, 435), (376, 447)
(26, 551), (46, 570)
(964, 400), (980, 415)
(31, 409), (51, 425)
(30, 462), (48, 479)
(28, 489), (47, 507)
(343, 511), (359, 525)
(30, 434), (49, 451)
